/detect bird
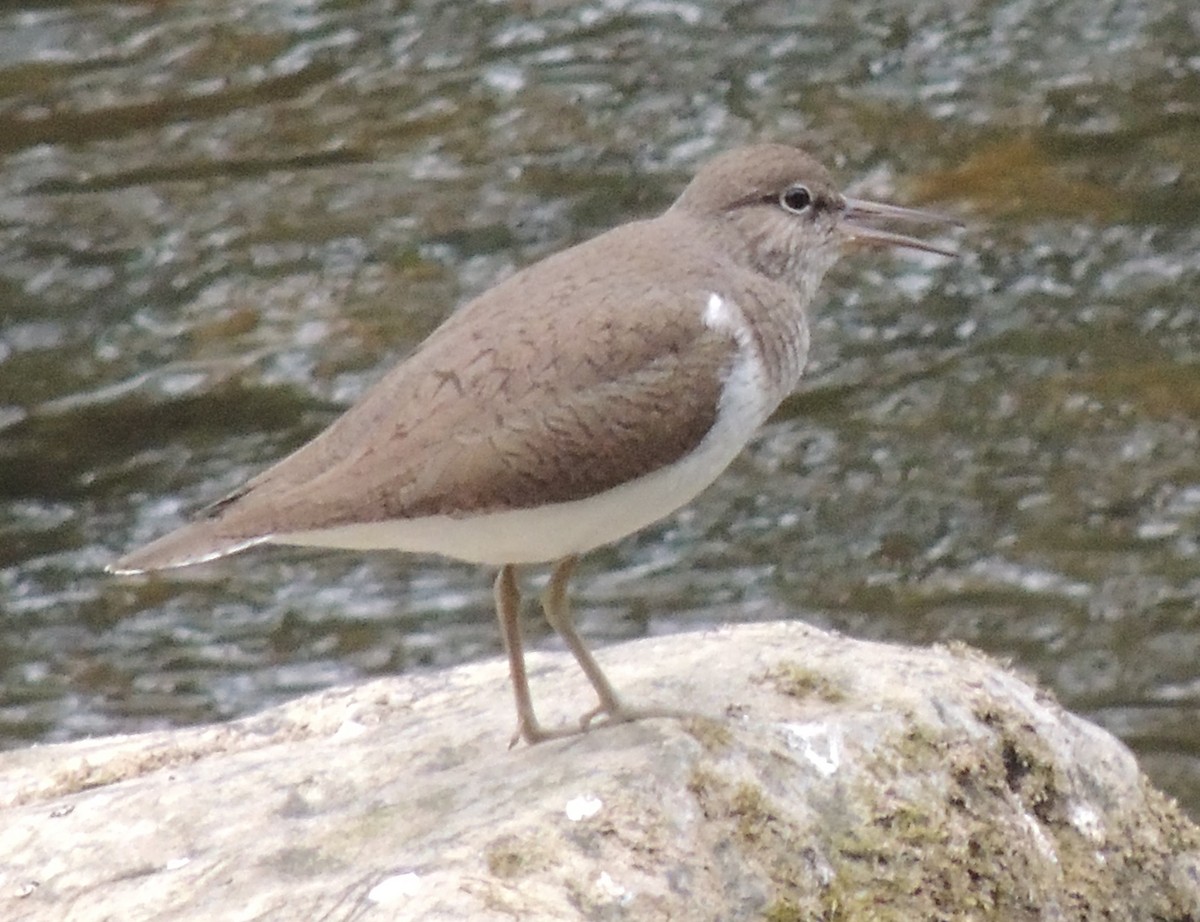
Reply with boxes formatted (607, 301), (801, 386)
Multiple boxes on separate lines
(108, 143), (958, 745)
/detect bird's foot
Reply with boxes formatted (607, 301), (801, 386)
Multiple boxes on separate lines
(506, 701), (696, 749)
(508, 715), (589, 749)
(578, 700), (692, 733)
(509, 701), (690, 747)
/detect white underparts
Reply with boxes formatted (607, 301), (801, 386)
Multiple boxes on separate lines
(271, 292), (774, 566)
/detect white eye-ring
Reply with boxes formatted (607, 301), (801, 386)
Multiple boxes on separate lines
(780, 185), (813, 214)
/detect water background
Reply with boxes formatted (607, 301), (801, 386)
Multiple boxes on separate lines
(3, 0), (1200, 817)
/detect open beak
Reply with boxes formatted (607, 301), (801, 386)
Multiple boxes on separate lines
(842, 197), (962, 258)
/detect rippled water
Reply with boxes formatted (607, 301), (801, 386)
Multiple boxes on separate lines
(2, 0), (1199, 814)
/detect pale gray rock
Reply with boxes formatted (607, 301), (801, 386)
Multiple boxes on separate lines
(1, 621), (1198, 921)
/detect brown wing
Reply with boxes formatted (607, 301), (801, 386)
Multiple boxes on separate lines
(251, 319), (732, 529)
(111, 216), (739, 572)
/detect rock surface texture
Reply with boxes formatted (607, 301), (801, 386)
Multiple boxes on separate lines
(2, 621), (1198, 921)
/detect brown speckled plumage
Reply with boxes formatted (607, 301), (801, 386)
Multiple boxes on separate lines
(109, 143), (957, 744)
(114, 146), (855, 572)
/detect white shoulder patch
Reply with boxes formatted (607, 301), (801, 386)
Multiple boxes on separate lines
(696, 289), (773, 437)
(703, 292), (749, 346)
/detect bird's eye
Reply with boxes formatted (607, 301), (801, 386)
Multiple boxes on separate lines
(780, 185), (813, 214)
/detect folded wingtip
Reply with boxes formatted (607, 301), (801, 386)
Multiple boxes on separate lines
(105, 530), (270, 575)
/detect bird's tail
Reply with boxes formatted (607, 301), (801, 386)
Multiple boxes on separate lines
(107, 520), (269, 574)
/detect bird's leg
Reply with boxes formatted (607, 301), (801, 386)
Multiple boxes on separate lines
(540, 556), (625, 724)
(493, 564), (584, 746)
(495, 559), (686, 746)
(541, 556), (684, 731)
